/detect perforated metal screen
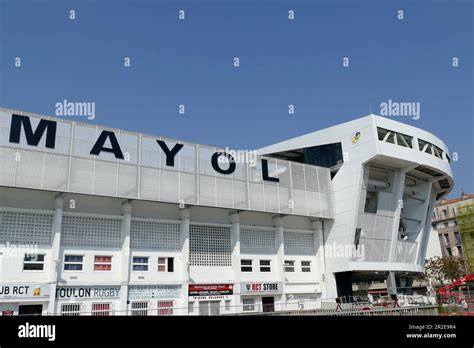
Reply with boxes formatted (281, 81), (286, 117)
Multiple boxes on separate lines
(189, 224), (231, 266)
(395, 240), (418, 264)
(0, 111), (333, 218)
(130, 220), (180, 250)
(284, 231), (315, 255)
(0, 211), (53, 245)
(61, 215), (122, 248)
(240, 228), (276, 254)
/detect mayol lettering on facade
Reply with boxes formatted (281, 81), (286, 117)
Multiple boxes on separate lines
(7, 114), (280, 182)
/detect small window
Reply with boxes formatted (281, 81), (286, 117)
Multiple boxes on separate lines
(158, 301), (173, 316)
(301, 261), (311, 272)
(225, 300), (231, 311)
(64, 255), (83, 271)
(260, 260), (271, 272)
(158, 257), (174, 272)
(188, 302), (194, 314)
(92, 303), (112, 316)
(241, 259), (253, 272)
(61, 303), (81, 316)
(243, 298), (255, 311)
(284, 260), (295, 272)
(131, 301), (149, 316)
(23, 254), (45, 271)
(132, 257), (149, 271)
(94, 256), (112, 271)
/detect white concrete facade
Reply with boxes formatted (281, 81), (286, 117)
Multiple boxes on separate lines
(0, 109), (453, 314)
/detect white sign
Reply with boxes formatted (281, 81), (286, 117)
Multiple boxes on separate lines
(241, 282), (283, 295)
(128, 285), (181, 300)
(0, 283), (51, 300)
(56, 286), (120, 299)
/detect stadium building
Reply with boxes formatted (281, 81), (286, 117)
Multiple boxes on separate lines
(0, 108), (453, 315)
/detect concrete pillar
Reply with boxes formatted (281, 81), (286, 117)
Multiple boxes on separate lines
(229, 211), (240, 314)
(386, 271), (397, 295)
(273, 215), (285, 283)
(119, 200), (132, 315)
(47, 193), (64, 314)
(180, 207), (190, 315)
(311, 219), (327, 296)
(229, 211), (240, 281)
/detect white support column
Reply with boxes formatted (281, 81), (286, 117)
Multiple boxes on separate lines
(229, 210), (240, 313)
(48, 193), (64, 315)
(311, 219), (327, 296)
(273, 215), (285, 310)
(273, 215), (285, 283)
(119, 200), (132, 315)
(180, 206), (190, 315)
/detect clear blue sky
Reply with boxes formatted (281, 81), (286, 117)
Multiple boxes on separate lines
(0, 0), (472, 197)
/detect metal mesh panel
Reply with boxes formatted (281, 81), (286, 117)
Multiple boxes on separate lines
(0, 211), (53, 245)
(304, 165), (319, 191)
(139, 167), (160, 200)
(130, 220), (180, 250)
(233, 180), (248, 209)
(370, 239), (386, 262)
(180, 172), (197, 204)
(118, 163), (137, 197)
(240, 228), (276, 254)
(249, 183), (264, 211)
(15, 150), (43, 188)
(291, 162), (305, 189)
(0, 111), (334, 218)
(264, 184), (279, 212)
(94, 161), (117, 196)
(292, 189), (307, 215)
(69, 157), (95, 193)
(0, 147), (17, 186)
(42, 153), (69, 191)
(190, 224), (231, 266)
(216, 178), (233, 208)
(61, 215), (122, 248)
(395, 240), (418, 263)
(358, 238), (372, 261)
(284, 231), (314, 255)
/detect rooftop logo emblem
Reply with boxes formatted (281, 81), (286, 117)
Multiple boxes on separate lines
(351, 131), (361, 144)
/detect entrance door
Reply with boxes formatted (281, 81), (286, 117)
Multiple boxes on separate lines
(18, 304), (43, 316)
(198, 301), (221, 316)
(262, 297), (274, 313)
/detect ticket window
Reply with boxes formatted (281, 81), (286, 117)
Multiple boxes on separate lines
(18, 304), (43, 316)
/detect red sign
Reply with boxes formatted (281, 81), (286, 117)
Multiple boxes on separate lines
(2, 310), (14, 316)
(188, 284), (233, 297)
